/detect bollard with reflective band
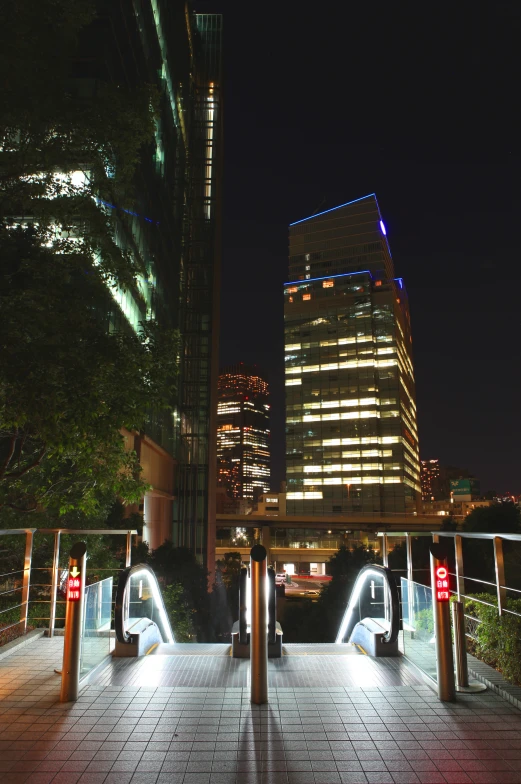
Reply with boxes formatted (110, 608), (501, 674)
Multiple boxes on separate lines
(60, 542), (87, 702)
(250, 544), (268, 705)
(429, 542), (455, 701)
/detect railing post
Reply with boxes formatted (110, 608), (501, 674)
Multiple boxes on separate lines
(430, 541), (455, 701)
(381, 535), (388, 567)
(493, 536), (506, 616)
(250, 544), (268, 705)
(451, 600), (469, 688)
(454, 535), (464, 600)
(60, 542), (87, 703)
(20, 530), (34, 633)
(405, 534), (413, 583)
(49, 531), (61, 637)
(125, 531), (132, 568)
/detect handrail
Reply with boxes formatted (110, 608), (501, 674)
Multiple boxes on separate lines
(335, 564), (399, 645)
(114, 563), (174, 645)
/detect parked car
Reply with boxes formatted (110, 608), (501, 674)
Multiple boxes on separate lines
(275, 573), (286, 584)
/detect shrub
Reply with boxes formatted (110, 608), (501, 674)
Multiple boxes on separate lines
(464, 593), (521, 685)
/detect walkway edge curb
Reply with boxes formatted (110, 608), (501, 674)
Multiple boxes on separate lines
(467, 653), (521, 712)
(0, 628), (45, 660)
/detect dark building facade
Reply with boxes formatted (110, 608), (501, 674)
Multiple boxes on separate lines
(284, 194), (421, 516)
(217, 364), (271, 501)
(71, 3), (222, 563)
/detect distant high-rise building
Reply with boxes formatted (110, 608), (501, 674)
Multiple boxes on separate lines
(217, 364), (270, 500)
(421, 460), (477, 502)
(421, 459), (441, 501)
(284, 194), (421, 516)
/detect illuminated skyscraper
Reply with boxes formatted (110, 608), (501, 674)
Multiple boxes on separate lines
(421, 459), (441, 501)
(217, 364), (270, 500)
(284, 194), (421, 516)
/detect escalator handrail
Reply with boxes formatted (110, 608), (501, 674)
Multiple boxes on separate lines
(114, 562), (174, 645)
(335, 563), (399, 645)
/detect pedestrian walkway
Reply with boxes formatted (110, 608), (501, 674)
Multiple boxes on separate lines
(1, 637), (521, 784)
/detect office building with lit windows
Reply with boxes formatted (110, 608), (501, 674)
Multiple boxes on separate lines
(217, 364), (270, 501)
(421, 459), (441, 501)
(284, 194), (421, 516)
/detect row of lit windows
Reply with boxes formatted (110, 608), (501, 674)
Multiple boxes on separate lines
(291, 410), (400, 423)
(299, 460), (401, 473)
(321, 435), (400, 446)
(301, 475), (403, 485)
(287, 477), (408, 500)
(285, 359), (398, 378)
(285, 335), (394, 352)
(286, 397), (397, 412)
(298, 467), (403, 479)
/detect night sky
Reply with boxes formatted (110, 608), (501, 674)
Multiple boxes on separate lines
(204, 2), (521, 494)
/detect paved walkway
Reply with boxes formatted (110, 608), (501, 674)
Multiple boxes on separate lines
(1, 637), (521, 784)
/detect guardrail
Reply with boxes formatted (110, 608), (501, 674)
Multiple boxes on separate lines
(380, 530), (521, 632)
(0, 528), (137, 639)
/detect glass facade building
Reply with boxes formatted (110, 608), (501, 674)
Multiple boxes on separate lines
(2, 2), (222, 565)
(284, 194), (421, 516)
(76, 3), (222, 562)
(217, 364), (271, 501)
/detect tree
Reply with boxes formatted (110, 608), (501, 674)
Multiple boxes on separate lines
(146, 543), (212, 641)
(0, 0), (177, 520)
(282, 545), (381, 642)
(163, 584), (197, 643)
(462, 503), (521, 534)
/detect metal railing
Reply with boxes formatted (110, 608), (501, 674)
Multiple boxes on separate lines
(0, 528), (137, 639)
(380, 530), (521, 628)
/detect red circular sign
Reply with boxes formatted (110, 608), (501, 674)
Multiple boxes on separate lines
(436, 566), (447, 580)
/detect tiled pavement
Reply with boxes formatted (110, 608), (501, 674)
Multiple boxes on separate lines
(1, 638), (521, 784)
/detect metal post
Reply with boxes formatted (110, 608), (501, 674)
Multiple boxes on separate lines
(125, 531), (132, 568)
(405, 534), (413, 584)
(493, 537), (506, 616)
(250, 544), (268, 705)
(49, 532), (61, 638)
(454, 535), (464, 600)
(381, 535), (388, 567)
(430, 542), (455, 701)
(451, 600), (469, 688)
(20, 530), (34, 633)
(60, 542), (87, 703)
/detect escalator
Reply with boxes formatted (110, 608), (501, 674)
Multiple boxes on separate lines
(114, 563), (230, 656)
(114, 561), (399, 658)
(114, 563), (174, 656)
(335, 563), (400, 656)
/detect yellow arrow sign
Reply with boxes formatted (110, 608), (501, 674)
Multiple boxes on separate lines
(70, 566), (81, 578)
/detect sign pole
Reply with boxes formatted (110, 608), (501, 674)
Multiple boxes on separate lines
(429, 542), (455, 701)
(60, 542), (87, 702)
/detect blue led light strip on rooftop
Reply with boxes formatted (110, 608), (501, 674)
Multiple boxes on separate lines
(289, 194), (376, 226)
(284, 269), (373, 287)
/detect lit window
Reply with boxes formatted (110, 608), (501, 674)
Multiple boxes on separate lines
(303, 293), (311, 301)
(322, 280), (334, 288)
